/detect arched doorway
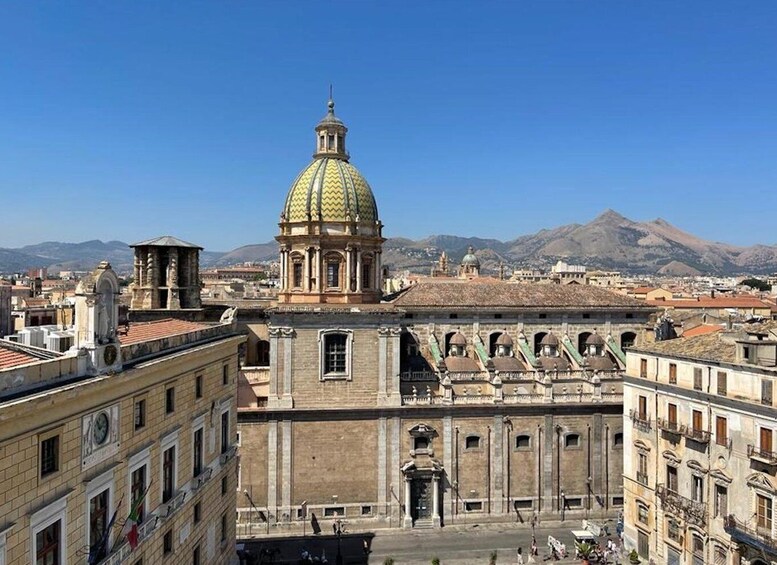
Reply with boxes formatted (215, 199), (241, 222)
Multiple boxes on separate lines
(489, 331), (504, 357)
(533, 332), (547, 356)
(621, 331), (637, 349)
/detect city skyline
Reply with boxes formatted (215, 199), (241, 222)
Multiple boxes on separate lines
(2, 2), (777, 249)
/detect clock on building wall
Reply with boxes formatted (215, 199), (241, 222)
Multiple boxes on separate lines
(93, 412), (110, 445)
(103, 344), (117, 365)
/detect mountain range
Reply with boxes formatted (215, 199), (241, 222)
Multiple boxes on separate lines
(2, 210), (776, 276)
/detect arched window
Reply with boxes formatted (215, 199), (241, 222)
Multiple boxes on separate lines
(577, 332), (592, 355)
(533, 332), (547, 356)
(290, 253), (304, 289)
(444, 332), (458, 357)
(613, 432), (624, 448)
(256, 340), (270, 367)
(489, 332), (503, 357)
(465, 435), (481, 449)
(515, 435), (531, 449)
(325, 254), (342, 289)
(621, 331), (637, 349)
(565, 433), (581, 448)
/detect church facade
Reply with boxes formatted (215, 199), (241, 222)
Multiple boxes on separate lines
(236, 99), (655, 530)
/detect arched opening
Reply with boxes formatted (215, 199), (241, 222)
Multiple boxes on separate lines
(621, 331), (637, 349)
(577, 332), (592, 355)
(256, 340), (270, 367)
(324, 253), (343, 290)
(533, 332), (547, 356)
(444, 331), (458, 357)
(400, 331), (429, 373)
(489, 332), (504, 357)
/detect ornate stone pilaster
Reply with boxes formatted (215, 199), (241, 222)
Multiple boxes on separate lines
(403, 476), (413, 528)
(377, 418), (388, 519)
(267, 420), (279, 521)
(491, 417), (504, 514)
(355, 249), (362, 292)
(443, 416), (453, 523)
(389, 327), (402, 404)
(314, 246), (321, 292)
(432, 475), (441, 527)
(377, 327), (389, 404)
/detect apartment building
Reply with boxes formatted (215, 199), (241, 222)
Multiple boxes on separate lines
(0, 262), (243, 565)
(623, 322), (777, 565)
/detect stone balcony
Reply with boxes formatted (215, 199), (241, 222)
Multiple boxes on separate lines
(629, 409), (652, 432)
(748, 444), (777, 465)
(656, 484), (707, 527)
(679, 424), (711, 444)
(724, 514), (777, 555)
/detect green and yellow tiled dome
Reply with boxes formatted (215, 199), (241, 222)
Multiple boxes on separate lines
(282, 157), (379, 223)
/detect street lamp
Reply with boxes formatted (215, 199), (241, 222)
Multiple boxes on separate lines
(560, 490), (566, 522)
(332, 517), (345, 565)
(586, 476), (592, 518)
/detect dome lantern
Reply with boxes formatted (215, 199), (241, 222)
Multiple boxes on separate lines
(314, 88), (348, 161)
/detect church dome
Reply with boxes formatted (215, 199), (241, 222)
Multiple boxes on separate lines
(282, 157), (378, 223)
(461, 246), (480, 268)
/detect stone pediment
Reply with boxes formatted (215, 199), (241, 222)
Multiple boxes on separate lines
(746, 472), (776, 494)
(710, 468), (732, 485)
(634, 439), (651, 452)
(408, 423), (437, 438)
(687, 460), (708, 475)
(662, 450), (681, 465)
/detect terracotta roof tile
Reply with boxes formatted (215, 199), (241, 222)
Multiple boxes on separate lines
(0, 344), (41, 369)
(682, 324), (724, 338)
(393, 281), (649, 309)
(632, 333), (737, 364)
(648, 296), (770, 309)
(121, 318), (210, 345)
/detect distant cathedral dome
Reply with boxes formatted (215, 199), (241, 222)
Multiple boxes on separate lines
(281, 97), (379, 225)
(461, 246), (480, 268)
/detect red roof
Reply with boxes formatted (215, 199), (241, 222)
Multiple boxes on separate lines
(682, 324), (724, 338)
(0, 346), (40, 369)
(122, 319), (209, 345)
(649, 296), (770, 309)
(631, 286), (657, 294)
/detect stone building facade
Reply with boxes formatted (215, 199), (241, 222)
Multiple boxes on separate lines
(623, 323), (777, 565)
(236, 99), (655, 532)
(129, 236), (202, 311)
(0, 262), (242, 564)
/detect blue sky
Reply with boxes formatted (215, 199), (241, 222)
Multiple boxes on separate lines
(1, 2), (776, 251)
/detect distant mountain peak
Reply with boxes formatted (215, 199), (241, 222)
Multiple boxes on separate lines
(593, 209), (629, 223)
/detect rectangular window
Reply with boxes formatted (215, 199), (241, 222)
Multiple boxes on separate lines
(693, 367), (703, 390)
(194, 502), (201, 524)
(40, 435), (59, 477)
(323, 507), (344, 517)
(35, 520), (61, 565)
(193, 428), (203, 477)
(638, 453), (648, 485)
(221, 411), (230, 454)
(640, 358), (647, 378)
(131, 465), (146, 523)
(292, 262), (303, 288)
(757, 494), (773, 531)
(716, 416), (728, 446)
(324, 334), (347, 374)
(222, 476), (228, 495)
(326, 261), (339, 288)
(638, 503), (649, 524)
(715, 485), (728, 517)
(668, 403), (677, 425)
(612, 496), (624, 507)
(717, 371), (727, 396)
(669, 363), (677, 384)
(667, 465), (678, 492)
(362, 262), (371, 289)
(221, 512), (227, 543)
(692, 476), (704, 503)
(193, 545), (201, 565)
(134, 398), (146, 430)
(165, 387), (175, 414)
(637, 530), (650, 558)
(89, 489), (109, 561)
(163, 446), (176, 503)
(195, 375), (203, 399)
(763, 380), (774, 406)
(638, 395), (647, 420)
(464, 501), (483, 512)
(761, 427), (773, 453)
(163, 529), (173, 554)
(361, 505), (372, 516)
(692, 410), (703, 433)
(222, 364), (229, 386)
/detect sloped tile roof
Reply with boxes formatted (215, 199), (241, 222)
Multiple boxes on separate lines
(0, 344), (43, 369)
(682, 324), (724, 338)
(392, 280), (649, 309)
(632, 333), (737, 364)
(122, 318), (210, 345)
(130, 235), (203, 249)
(648, 296), (771, 309)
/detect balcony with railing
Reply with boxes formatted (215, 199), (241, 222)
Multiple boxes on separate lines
(656, 484), (707, 527)
(629, 409), (652, 432)
(680, 424), (711, 444)
(724, 514), (777, 554)
(503, 393), (544, 404)
(748, 444), (777, 465)
(636, 471), (649, 486)
(657, 417), (681, 435)
(99, 517), (158, 565)
(401, 394), (444, 406)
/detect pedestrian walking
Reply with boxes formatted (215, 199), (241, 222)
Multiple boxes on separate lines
(516, 547), (524, 564)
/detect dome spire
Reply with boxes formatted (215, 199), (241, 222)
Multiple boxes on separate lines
(314, 86), (348, 161)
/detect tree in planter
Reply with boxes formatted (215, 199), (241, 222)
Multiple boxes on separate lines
(383, 559), (395, 565)
(431, 558), (440, 565)
(489, 550), (497, 564)
(575, 541), (594, 564)
(629, 549), (641, 564)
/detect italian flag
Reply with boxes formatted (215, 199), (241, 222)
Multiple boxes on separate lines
(121, 485), (150, 550)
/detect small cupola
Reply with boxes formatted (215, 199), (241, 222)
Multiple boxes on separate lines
(449, 331), (467, 357)
(495, 332), (513, 357)
(314, 88), (348, 161)
(540, 332), (559, 357)
(586, 332), (606, 357)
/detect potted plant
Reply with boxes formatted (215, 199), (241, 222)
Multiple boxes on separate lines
(489, 550), (497, 564)
(629, 549), (641, 564)
(383, 559), (395, 565)
(431, 559), (440, 565)
(575, 541), (594, 565)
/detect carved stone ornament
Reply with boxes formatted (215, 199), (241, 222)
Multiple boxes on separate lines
(746, 472), (777, 494)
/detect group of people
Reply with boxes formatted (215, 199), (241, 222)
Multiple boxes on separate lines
(515, 536), (541, 564)
(515, 535), (622, 563)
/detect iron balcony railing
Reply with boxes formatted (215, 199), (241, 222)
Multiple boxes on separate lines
(748, 444), (777, 464)
(724, 514), (777, 553)
(680, 424), (711, 444)
(629, 409), (652, 431)
(656, 484), (707, 527)
(657, 417), (681, 434)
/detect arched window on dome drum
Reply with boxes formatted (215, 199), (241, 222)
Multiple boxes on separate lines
(361, 256), (372, 290)
(325, 254), (342, 289)
(292, 259), (303, 289)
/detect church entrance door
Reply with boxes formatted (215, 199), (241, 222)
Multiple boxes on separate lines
(411, 479), (432, 522)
